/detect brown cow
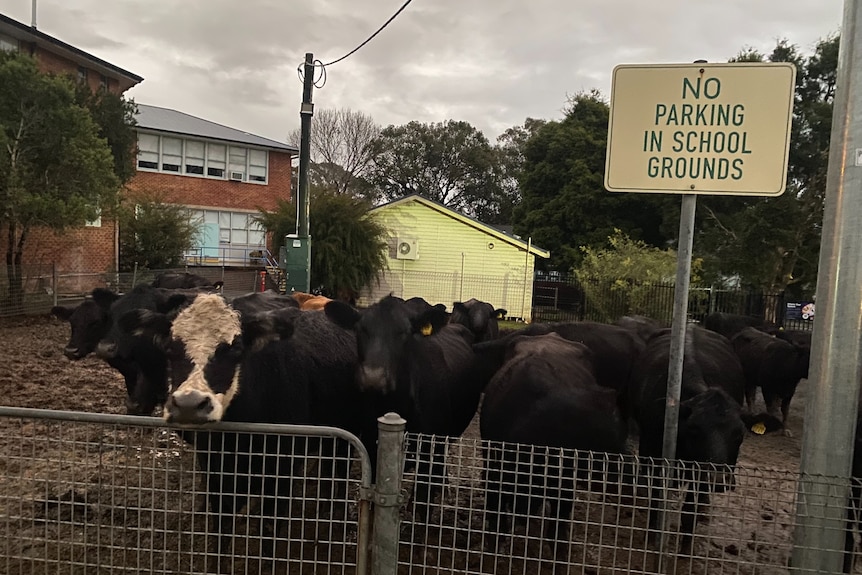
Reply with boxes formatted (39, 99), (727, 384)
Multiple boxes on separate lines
(291, 291), (333, 310)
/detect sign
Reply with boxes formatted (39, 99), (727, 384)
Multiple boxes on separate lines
(605, 62), (796, 196)
(785, 301), (815, 321)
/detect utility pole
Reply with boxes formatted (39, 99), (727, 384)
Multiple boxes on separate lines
(281, 53), (314, 293)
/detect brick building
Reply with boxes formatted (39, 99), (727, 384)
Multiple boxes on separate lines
(131, 104), (297, 267)
(0, 12), (296, 279)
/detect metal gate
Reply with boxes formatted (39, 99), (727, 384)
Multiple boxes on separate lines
(0, 406), (372, 575)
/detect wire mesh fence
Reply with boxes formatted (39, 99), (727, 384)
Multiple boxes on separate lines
(1, 408), (857, 574)
(0, 408), (370, 575)
(398, 433), (852, 575)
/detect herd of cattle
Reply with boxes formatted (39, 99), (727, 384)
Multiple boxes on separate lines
(48, 272), (859, 570)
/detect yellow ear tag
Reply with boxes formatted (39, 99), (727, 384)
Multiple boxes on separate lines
(751, 422), (766, 435)
(420, 324), (433, 336)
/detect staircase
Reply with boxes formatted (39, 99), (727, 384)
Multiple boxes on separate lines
(261, 249), (286, 293)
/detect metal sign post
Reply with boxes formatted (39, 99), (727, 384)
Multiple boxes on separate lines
(605, 61), (797, 563)
(791, 0), (862, 570)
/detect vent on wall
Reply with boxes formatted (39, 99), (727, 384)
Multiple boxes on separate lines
(229, 171), (245, 181)
(395, 237), (419, 260)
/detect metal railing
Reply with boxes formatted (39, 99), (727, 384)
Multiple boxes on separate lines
(0, 407), (854, 574)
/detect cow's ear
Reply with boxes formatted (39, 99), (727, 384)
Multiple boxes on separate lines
(91, 288), (120, 308)
(324, 300), (361, 329)
(119, 309), (173, 349)
(412, 304), (450, 337)
(241, 309), (297, 353)
(453, 302), (467, 315)
(51, 306), (74, 321)
(494, 308), (508, 319)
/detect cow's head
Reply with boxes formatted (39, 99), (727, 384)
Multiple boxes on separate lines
(451, 298), (507, 343)
(325, 295), (449, 393)
(676, 387), (745, 493)
(123, 293), (297, 424)
(52, 288), (120, 359)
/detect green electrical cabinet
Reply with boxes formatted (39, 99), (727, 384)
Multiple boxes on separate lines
(279, 234), (311, 293)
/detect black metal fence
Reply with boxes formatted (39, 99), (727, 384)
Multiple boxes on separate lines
(532, 277), (815, 331)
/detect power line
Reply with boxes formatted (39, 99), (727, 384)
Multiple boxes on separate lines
(298, 0), (416, 86)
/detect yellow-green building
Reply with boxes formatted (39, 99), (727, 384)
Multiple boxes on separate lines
(360, 195), (550, 321)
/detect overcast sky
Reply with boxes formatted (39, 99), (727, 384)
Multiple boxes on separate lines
(3, 0), (844, 143)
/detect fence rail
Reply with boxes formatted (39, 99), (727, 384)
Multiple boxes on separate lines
(0, 407), (852, 574)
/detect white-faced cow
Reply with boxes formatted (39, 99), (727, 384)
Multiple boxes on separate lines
(324, 294), (481, 507)
(477, 332), (631, 559)
(450, 298), (507, 343)
(629, 325), (746, 549)
(123, 292), (362, 554)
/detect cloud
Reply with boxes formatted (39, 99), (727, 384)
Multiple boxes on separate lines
(4, 0), (843, 142)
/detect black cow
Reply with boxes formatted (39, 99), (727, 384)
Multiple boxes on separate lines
(509, 320), (645, 418)
(151, 271), (224, 291)
(478, 332), (631, 558)
(123, 293), (362, 555)
(450, 298), (507, 343)
(615, 314), (666, 342)
(629, 325), (746, 549)
(52, 285), (184, 415)
(702, 312), (779, 340)
(325, 294), (480, 507)
(732, 326), (810, 431)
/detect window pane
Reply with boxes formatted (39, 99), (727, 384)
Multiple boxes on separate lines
(162, 137), (182, 172)
(231, 230), (248, 244)
(231, 213), (248, 229)
(229, 147), (247, 175)
(204, 210), (218, 224)
(249, 229), (264, 245)
(207, 144), (226, 177)
(219, 212), (231, 228)
(185, 140), (205, 174)
(248, 164), (266, 182)
(138, 134), (159, 153)
(249, 149), (266, 167)
(219, 229), (231, 243)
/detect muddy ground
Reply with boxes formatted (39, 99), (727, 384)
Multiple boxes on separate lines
(0, 314), (846, 574)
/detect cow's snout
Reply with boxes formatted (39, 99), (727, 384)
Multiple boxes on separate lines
(95, 341), (117, 359)
(357, 365), (395, 394)
(64, 346), (84, 360)
(164, 389), (216, 424)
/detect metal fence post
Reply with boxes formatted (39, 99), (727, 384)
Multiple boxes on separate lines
(372, 412), (406, 575)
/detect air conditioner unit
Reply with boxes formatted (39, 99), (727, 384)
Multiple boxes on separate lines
(395, 237), (419, 260)
(229, 171), (245, 181)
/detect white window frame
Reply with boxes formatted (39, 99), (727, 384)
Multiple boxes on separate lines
(134, 133), (270, 184)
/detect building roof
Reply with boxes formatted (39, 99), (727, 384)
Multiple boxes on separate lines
(0, 13), (143, 92)
(135, 104), (298, 153)
(372, 194), (551, 258)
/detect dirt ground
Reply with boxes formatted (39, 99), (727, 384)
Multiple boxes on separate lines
(0, 314), (843, 574)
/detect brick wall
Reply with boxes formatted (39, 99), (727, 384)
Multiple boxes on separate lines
(126, 150), (293, 212)
(0, 220), (116, 274)
(29, 44), (122, 94)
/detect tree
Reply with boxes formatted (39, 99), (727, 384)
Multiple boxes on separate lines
(695, 36), (837, 294)
(254, 189), (388, 300)
(74, 82), (138, 186)
(495, 118), (546, 226)
(574, 229), (703, 323)
(514, 91), (672, 273)
(368, 119), (512, 224)
(0, 51), (119, 308)
(117, 194), (200, 271)
(288, 107), (380, 198)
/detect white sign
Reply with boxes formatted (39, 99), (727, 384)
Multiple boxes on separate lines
(605, 62), (796, 196)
